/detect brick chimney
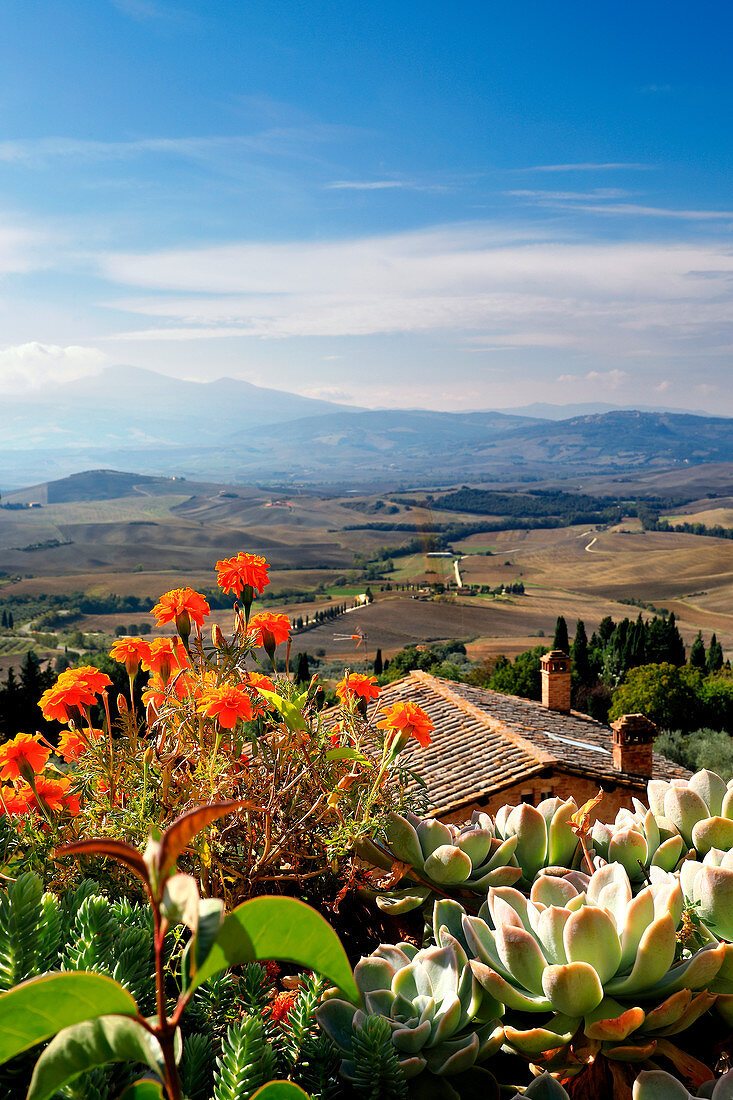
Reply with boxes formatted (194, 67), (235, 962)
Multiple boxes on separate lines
(611, 713), (658, 777)
(540, 650), (571, 713)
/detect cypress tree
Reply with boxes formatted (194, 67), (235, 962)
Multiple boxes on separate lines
(294, 652), (310, 685)
(373, 648), (383, 676)
(708, 633), (724, 674)
(572, 621), (591, 684)
(0, 611), (6, 629)
(553, 616), (569, 653)
(667, 612), (686, 665)
(7, 611), (13, 630)
(690, 631), (707, 671)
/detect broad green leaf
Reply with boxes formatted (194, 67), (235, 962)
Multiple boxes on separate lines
(252, 1083), (312, 1099)
(258, 690), (308, 732)
(190, 896), (358, 1002)
(0, 972), (137, 1065)
(27, 1015), (165, 1100)
(118, 1083), (165, 1100)
(325, 748), (372, 765)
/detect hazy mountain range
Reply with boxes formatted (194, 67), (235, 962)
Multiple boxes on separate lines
(2, 368), (731, 490)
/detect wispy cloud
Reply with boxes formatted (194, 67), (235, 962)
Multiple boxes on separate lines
(521, 162), (652, 172)
(96, 222), (733, 365)
(0, 128), (350, 166)
(507, 188), (631, 201)
(572, 203), (733, 220)
(556, 369), (628, 389)
(325, 179), (447, 192)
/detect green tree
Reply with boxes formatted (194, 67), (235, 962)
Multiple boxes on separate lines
(489, 646), (547, 701)
(373, 648), (383, 676)
(708, 633), (724, 674)
(295, 651), (311, 685)
(572, 620), (591, 685)
(553, 616), (569, 653)
(690, 631), (707, 671)
(609, 663), (700, 731)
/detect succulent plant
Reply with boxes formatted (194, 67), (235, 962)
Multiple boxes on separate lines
(679, 848), (733, 944)
(494, 797), (581, 883)
(591, 799), (684, 885)
(632, 1069), (733, 1099)
(316, 937), (504, 1081)
(445, 862), (725, 1068)
(506, 1070), (733, 1100)
(648, 770), (733, 858)
(363, 810), (522, 915)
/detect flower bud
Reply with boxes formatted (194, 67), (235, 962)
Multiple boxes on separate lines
(117, 694), (128, 714)
(146, 699), (159, 727)
(212, 623), (224, 649)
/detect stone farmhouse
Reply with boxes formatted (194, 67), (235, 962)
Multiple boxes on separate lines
(381, 650), (689, 824)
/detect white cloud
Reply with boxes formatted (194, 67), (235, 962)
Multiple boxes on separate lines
(556, 370), (628, 389)
(97, 224), (733, 365)
(0, 343), (107, 393)
(325, 180), (414, 190)
(0, 128), (349, 166)
(522, 163), (652, 172)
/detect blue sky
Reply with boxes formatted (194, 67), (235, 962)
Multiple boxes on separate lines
(0, 0), (732, 412)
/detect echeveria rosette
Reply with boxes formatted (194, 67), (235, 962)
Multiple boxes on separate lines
(648, 770), (733, 858)
(591, 798), (685, 886)
(494, 797), (581, 884)
(460, 862), (725, 1068)
(316, 938), (504, 1083)
(367, 810), (522, 915)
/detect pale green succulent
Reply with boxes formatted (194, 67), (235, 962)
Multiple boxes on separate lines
(632, 1069), (733, 1099)
(494, 798), (581, 884)
(316, 938), (504, 1081)
(507, 1070), (733, 1100)
(451, 862), (725, 1065)
(648, 770), (733, 858)
(364, 810), (522, 915)
(679, 847), (733, 944)
(591, 799), (684, 885)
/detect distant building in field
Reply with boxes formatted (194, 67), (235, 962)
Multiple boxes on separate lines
(381, 654), (689, 823)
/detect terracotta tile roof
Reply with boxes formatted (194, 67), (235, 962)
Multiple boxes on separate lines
(380, 671), (690, 817)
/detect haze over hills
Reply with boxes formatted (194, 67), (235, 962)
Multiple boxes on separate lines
(2, 368), (733, 490)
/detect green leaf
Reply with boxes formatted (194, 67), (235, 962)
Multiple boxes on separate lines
(190, 896), (358, 1003)
(257, 690), (308, 732)
(118, 1083), (165, 1100)
(252, 1083), (312, 1099)
(325, 748), (372, 765)
(0, 971), (138, 1065)
(27, 1015), (165, 1100)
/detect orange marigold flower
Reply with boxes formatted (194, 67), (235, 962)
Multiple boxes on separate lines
(245, 672), (277, 695)
(57, 727), (102, 763)
(198, 686), (254, 729)
(151, 587), (210, 633)
(215, 552), (271, 598)
(269, 990), (298, 1023)
(28, 775), (80, 816)
(336, 673), (380, 705)
(72, 665), (113, 695)
(39, 665), (106, 723)
(377, 701), (434, 748)
(0, 733), (51, 781)
(142, 638), (189, 684)
(0, 784), (33, 816)
(109, 637), (151, 677)
(247, 612), (291, 649)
